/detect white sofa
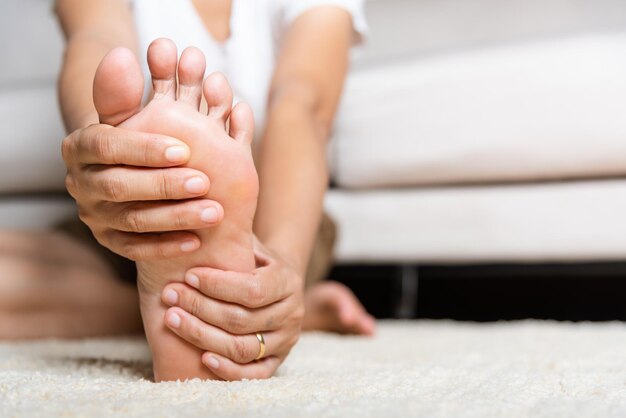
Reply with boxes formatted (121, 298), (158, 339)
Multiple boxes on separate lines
(2, 0), (626, 266)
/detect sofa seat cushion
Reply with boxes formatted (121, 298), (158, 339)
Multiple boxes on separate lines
(324, 179), (626, 263)
(0, 197), (76, 230)
(331, 32), (626, 188)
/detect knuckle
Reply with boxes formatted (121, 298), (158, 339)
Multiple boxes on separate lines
(122, 242), (140, 260)
(93, 129), (115, 162)
(152, 241), (170, 260)
(76, 205), (91, 225)
(195, 270), (219, 295)
(64, 174), (77, 197)
(141, 136), (155, 164)
(122, 210), (146, 233)
(188, 293), (203, 317)
(188, 322), (205, 347)
(91, 227), (110, 248)
(102, 174), (126, 202)
(61, 134), (75, 163)
(225, 307), (248, 334)
(231, 336), (253, 362)
(170, 205), (189, 229)
(121, 238), (145, 261)
(246, 278), (266, 307)
(156, 169), (173, 199)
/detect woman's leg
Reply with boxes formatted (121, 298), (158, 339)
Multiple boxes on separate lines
(301, 213), (376, 335)
(0, 230), (142, 339)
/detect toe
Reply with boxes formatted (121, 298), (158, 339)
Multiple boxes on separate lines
(177, 47), (206, 109)
(93, 47), (144, 126)
(361, 315), (377, 336)
(147, 38), (178, 100)
(229, 102), (255, 144)
(202, 72), (233, 123)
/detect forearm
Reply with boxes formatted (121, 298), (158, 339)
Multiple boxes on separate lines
(253, 8), (352, 276)
(55, 0), (138, 132)
(59, 37), (119, 131)
(254, 97), (330, 276)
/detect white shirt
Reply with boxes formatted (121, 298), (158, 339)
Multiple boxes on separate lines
(129, 0), (367, 138)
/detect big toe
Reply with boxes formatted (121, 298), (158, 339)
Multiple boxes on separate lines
(337, 299), (376, 335)
(355, 313), (377, 336)
(177, 47), (206, 109)
(203, 72), (233, 124)
(147, 38), (178, 100)
(93, 47), (144, 126)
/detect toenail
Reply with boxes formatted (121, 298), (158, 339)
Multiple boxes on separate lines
(180, 241), (199, 252)
(167, 312), (181, 328)
(185, 177), (206, 194)
(201, 206), (218, 223)
(163, 289), (178, 305)
(165, 146), (188, 163)
(205, 356), (220, 370)
(185, 273), (200, 288)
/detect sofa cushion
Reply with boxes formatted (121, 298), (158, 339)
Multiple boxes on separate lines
(0, 0), (66, 194)
(324, 179), (626, 263)
(0, 86), (67, 193)
(331, 32), (626, 188)
(0, 197), (76, 230)
(358, 0), (626, 70)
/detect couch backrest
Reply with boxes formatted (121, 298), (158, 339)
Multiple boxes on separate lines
(1, 0), (625, 194)
(358, 0), (626, 69)
(0, 0), (66, 194)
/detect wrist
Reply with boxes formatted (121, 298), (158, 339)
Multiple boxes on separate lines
(263, 237), (308, 278)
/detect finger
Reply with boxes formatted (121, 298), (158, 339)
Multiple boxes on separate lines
(201, 352), (281, 381)
(162, 283), (290, 334)
(108, 199), (223, 233)
(184, 266), (291, 309)
(62, 124), (191, 166)
(164, 307), (280, 364)
(81, 166), (209, 202)
(101, 230), (200, 261)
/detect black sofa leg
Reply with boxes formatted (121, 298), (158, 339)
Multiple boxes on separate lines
(394, 264), (419, 319)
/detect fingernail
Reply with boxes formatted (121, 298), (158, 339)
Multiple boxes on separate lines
(163, 289), (178, 305)
(167, 312), (181, 328)
(201, 206), (218, 223)
(180, 241), (199, 252)
(184, 177), (206, 194)
(165, 146), (188, 162)
(185, 273), (199, 288)
(205, 356), (220, 370)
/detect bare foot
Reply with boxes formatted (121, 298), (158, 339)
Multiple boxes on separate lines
(302, 281), (376, 336)
(93, 39), (258, 381)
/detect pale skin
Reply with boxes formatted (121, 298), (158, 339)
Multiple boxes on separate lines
(0, 0), (375, 381)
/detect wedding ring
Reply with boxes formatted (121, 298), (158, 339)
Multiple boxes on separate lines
(255, 332), (266, 360)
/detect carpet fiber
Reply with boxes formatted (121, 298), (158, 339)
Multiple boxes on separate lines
(1, 320), (626, 417)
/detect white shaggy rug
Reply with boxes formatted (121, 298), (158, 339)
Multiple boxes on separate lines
(1, 320), (626, 417)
